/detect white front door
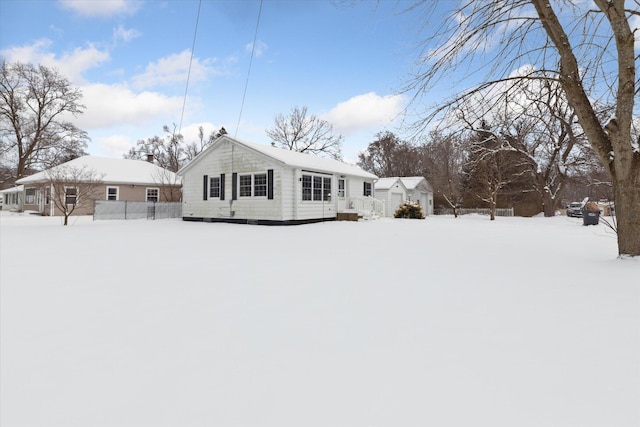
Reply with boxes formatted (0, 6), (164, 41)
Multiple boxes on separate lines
(337, 178), (348, 211)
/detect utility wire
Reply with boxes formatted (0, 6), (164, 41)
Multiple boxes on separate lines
(178, 0), (202, 135)
(235, 0), (263, 138)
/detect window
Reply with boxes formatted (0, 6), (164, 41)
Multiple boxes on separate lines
(323, 177), (331, 201)
(106, 186), (119, 201)
(239, 175), (252, 197)
(254, 174), (267, 197)
(301, 173), (332, 202)
(364, 182), (372, 197)
(239, 173), (267, 198)
(25, 188), (36, 204)
(313, 176), (322, 201)
(65, 187), (77, 205)
(209, 177), (220, 198)
(146, 188), (159, 202)
(302, 175), (312, 201)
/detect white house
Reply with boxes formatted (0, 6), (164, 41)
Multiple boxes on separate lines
(177, 135), (381, 224)
(374, 176), (434, 217)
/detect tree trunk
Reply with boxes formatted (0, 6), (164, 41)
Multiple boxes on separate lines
(542, 188), (555, 217)
(612, 175), (640, 256)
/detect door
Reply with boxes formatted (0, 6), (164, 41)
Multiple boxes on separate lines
(337, 178), (348, 211)
(391, 193), (403, 216)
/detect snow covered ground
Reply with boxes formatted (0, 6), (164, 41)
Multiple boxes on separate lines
(1, 211), (638, 427)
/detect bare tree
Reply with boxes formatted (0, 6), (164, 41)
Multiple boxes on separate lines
(126, 124), (224, 172)
(423, 131), (467, 217)
(266, 106), (343, 160)
(0, 62), (89, 180)
(407, 1), (639, 256)
(45, 165), (104, 225)
(357, 131), (428, 177)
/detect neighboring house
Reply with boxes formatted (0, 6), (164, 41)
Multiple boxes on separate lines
(14, 156), (181, 216)
(375, 176), (434, 217)
(0, 185), (24, 212)
(178, 135), (380, 224)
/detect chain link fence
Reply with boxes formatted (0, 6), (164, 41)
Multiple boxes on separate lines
(433, 207), (514, 216)
(93, 200), (182, 220)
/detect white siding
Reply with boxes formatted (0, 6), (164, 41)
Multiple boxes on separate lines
(182, 140), (284, 221)
(181, 138), (378, 223)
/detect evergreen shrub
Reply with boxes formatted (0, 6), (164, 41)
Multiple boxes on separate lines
(393, 202), (425, 219)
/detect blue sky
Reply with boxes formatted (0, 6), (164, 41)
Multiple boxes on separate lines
(0, 0), (432, 162)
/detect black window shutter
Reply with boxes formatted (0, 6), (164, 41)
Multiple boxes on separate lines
(232, 173), (237, 200)
(363, 181), (366, 196)
(203, 175), (208, 200)
(267, 169), (274, 200)
(220, 174), (225, 200)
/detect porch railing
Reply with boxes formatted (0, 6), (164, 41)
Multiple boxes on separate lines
(348, 196), (385, 219)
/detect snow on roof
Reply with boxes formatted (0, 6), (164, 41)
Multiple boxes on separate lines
(375, 176), (432, 191)
(0, 185), (24, 194)
(15, 156), (181, 185)
(374, 177), (403, 190)
(399, 176), (432, 192)
(179, 136), (377, 179)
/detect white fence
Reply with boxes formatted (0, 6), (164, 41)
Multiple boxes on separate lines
(93, 200), (182, 220)
(433, 207), (514, 217)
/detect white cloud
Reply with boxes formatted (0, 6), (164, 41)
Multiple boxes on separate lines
(321, 92), (406, 135)
(130, 50), (214, 90)
(245, 40), (268, 58)
(113, 25), (141, 43)
(58, 0), (142, 17)
(73, 83), (183, 130)
(95, 134), (134, 157)
(0, 39), (109, 84)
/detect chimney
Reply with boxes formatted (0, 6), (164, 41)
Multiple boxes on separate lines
(146, 154), (154, 163)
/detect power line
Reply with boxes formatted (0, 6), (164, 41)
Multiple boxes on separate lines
(235, 0), (263, 138)
(179, 0), (202, 135)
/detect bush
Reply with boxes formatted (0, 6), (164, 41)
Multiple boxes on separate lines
(393, 202), (425, 219)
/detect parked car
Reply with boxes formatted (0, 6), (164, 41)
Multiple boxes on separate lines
(566, 202), (583, 217)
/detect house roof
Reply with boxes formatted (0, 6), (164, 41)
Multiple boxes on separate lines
(178, 135), (378, 180)
(376, 176), (433, 192)
(374, 177), (405, 191)
(15, 156), (181, 186)
(0, 185), (24, 194)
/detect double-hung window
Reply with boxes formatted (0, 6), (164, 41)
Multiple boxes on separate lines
(254, 174), (267, 197)
(65, 187), (77, 205)
(146, 188), (159, 202)
(209, 177), (220, 198)
(364, 182), (372, 197)
(107, 186), (119, 201)
(25, 188), (36, 204)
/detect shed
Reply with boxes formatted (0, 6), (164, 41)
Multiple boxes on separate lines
(400, 177), (434, 216)
(374, 176), (434, 217)
(374, 178), (408, 217)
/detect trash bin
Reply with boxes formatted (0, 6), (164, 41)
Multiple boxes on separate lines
(582, 209), (600, 225)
